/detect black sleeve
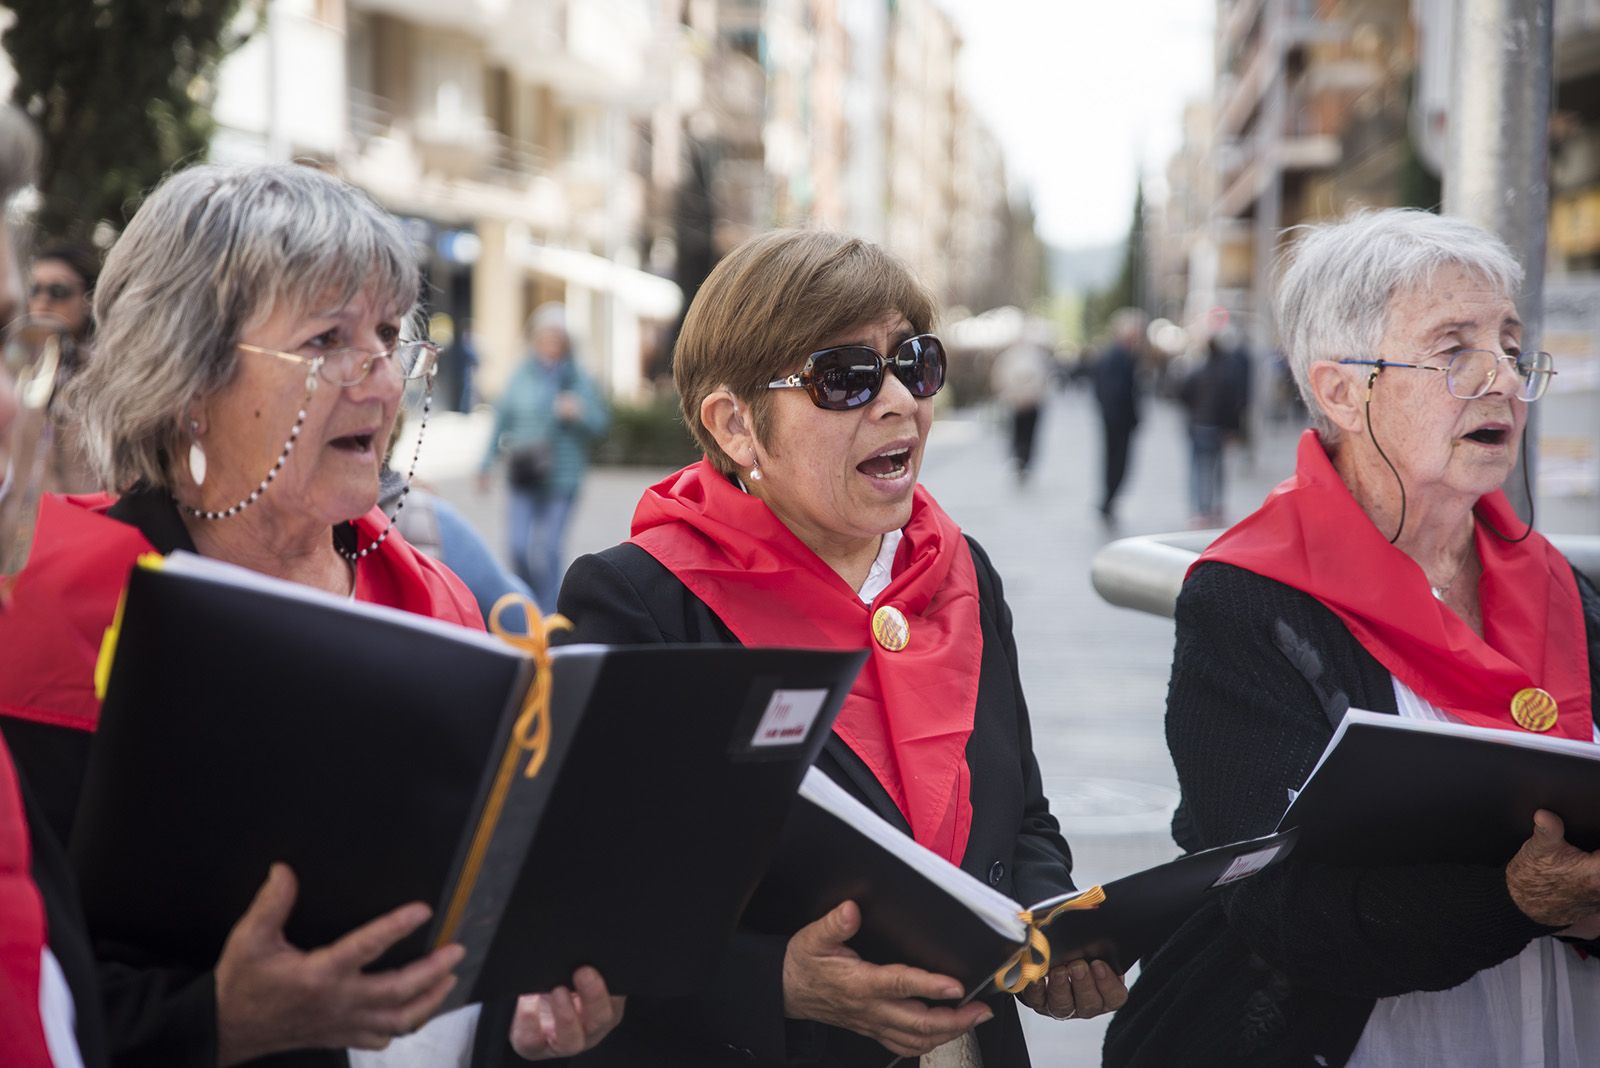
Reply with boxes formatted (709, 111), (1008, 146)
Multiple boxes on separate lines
(1167, 563), (1553, 999)
(93, 955), (220, 1068)
(966, 538), (1074, 907)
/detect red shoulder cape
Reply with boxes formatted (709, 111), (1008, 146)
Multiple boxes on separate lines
(628, 460), (982, 865)
(0, 737), (49, 1066)
(0, 493), (483, 733)
(1196, 431), (1591, 738)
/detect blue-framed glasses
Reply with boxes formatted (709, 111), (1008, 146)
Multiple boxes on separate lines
(1337, 349), (1555, 402)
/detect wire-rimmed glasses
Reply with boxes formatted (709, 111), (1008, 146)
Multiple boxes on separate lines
(1337, 349), (1556, 402)
(237, 340), (440, 388)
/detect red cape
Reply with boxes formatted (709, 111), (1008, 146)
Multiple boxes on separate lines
(629, 460), (982, 864)
(0, 493), (483, 733)
(0, 737), (49, 1066)
(1196, 432), (1592, 738)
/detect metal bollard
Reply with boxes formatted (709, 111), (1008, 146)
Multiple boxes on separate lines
(1092, 531), (1600, 619)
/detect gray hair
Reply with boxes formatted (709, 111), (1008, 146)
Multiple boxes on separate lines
(64, 162), (421, 492)
(1274, 208), (1523, 436)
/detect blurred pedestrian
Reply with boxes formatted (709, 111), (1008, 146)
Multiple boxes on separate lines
(478, 302), (609, 609)
(1091, 308), (1145, 522)
(27, 243), (97, 347)
(25, 243), (100, 492)
(1177, 332), (1251, 527)
(990, 326), (1054, 483)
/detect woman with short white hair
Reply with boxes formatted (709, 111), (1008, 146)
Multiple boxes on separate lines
(1104, 208), (1600, 1067)
(0, 162), (622, 1066)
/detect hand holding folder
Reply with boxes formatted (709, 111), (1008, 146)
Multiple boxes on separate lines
(73, 551), (867, 1022)
(747, 769), (1297, 1002)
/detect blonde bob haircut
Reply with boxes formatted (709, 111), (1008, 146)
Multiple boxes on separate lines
(64, 162), (421, 492)
(674, 228), (937, 475)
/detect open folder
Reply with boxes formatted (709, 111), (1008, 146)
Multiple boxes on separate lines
(1279, 709), (1600, 866)
(70, 551), (866, 1007)
(743, 768), (1296, 995)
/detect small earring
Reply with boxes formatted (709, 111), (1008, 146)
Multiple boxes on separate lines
(188, 419), (207, 487)
(748, 463), (762, 482)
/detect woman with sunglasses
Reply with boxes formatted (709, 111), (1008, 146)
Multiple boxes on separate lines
(549, 229), (1126, 1068)
(1104, 209), (1600, 1067)
(15, 242), (102, 493)
(0, 162), (623, 1066)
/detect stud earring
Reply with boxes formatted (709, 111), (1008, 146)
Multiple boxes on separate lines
(188, 419), (207, 487)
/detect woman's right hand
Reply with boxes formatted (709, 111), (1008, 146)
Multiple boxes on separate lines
(781, 900), (992, 1059)
(213, 863), (465, 1065)
(1505, 810), (1600, 928)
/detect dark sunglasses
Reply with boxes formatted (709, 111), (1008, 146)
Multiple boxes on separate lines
(767, 334), (946, 411)
(29, 282), (83, 302)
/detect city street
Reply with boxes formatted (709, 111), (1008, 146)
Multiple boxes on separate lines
(419, 386), (1306, 1065)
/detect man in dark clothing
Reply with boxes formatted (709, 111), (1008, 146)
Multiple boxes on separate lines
(1179, 334), (1252, 526)
(1091, 309), (1145, 522)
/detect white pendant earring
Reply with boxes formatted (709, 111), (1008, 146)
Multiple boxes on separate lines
(748, 463), (762, 482)
(188, 420), (207, 487)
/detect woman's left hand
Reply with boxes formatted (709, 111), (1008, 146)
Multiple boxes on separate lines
(508, 966), (625, 1059)
(1016, 959), (1127, 1021)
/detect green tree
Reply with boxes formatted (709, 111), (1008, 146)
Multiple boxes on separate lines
(5, 0), (254, 244)
(1082, 183), (1144, 341)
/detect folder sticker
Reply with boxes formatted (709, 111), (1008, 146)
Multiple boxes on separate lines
(1209, 845), (1283, 889)
(750, 688), (829, 748)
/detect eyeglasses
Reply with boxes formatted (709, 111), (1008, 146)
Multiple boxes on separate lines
(238, 340), (439, 388)
(29, 282), (83, 302)
(767, 334), (946, 411)
(1337, 349), (1556, 402)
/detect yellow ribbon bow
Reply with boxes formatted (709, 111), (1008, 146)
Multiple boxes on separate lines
(993, 885), (1108, 993)
(435, 593), (572, 946)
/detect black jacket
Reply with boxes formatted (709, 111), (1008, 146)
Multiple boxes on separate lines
(501, 536), (1074, 1068)
(1103, 560), (1600, 1067)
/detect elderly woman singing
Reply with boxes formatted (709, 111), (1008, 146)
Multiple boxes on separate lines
(1104, 209), (1600, 1067)
(0, 163), (621, 1066)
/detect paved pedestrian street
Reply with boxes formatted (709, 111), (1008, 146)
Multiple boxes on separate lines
(427, 387), (1306, 1064)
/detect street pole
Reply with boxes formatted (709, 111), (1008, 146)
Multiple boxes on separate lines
(1442, 0), (1553, 520)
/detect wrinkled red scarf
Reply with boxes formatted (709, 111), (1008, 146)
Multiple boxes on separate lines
(1197, 431), (1591, 739)
(0, 738), (50, 1066)
(0, 493), (483, 732)
(630, 460), (982, 864)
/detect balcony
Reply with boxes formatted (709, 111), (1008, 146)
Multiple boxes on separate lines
(1219, 0), (1268, 57)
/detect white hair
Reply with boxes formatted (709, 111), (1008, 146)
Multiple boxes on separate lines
(64, 162), (422, 492)
(1274, 208), (1524, 437)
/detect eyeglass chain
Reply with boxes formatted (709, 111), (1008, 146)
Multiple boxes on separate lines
(176, 367), (433, 564)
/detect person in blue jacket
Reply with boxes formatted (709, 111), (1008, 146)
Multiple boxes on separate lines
(478, 303), (609, 608)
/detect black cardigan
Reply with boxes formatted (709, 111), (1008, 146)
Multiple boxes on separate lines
(484, 536), (1075, 1068)
(1102, 560), (1600, 1068)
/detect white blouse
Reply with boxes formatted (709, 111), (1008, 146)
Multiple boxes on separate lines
(1345, 680), (1600, 1068)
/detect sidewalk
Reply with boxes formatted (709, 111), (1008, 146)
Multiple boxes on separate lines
(427, 388), (1305, 1065)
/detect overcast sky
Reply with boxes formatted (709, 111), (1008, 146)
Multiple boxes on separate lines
(942, 0), (1215, 250)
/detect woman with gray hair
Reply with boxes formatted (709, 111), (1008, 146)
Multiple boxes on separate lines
(0, 162), (622, 1066)
(1104, 208), (1599, 1066)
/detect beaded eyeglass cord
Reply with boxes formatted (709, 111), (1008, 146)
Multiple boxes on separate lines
(176, 362), (434, 564)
